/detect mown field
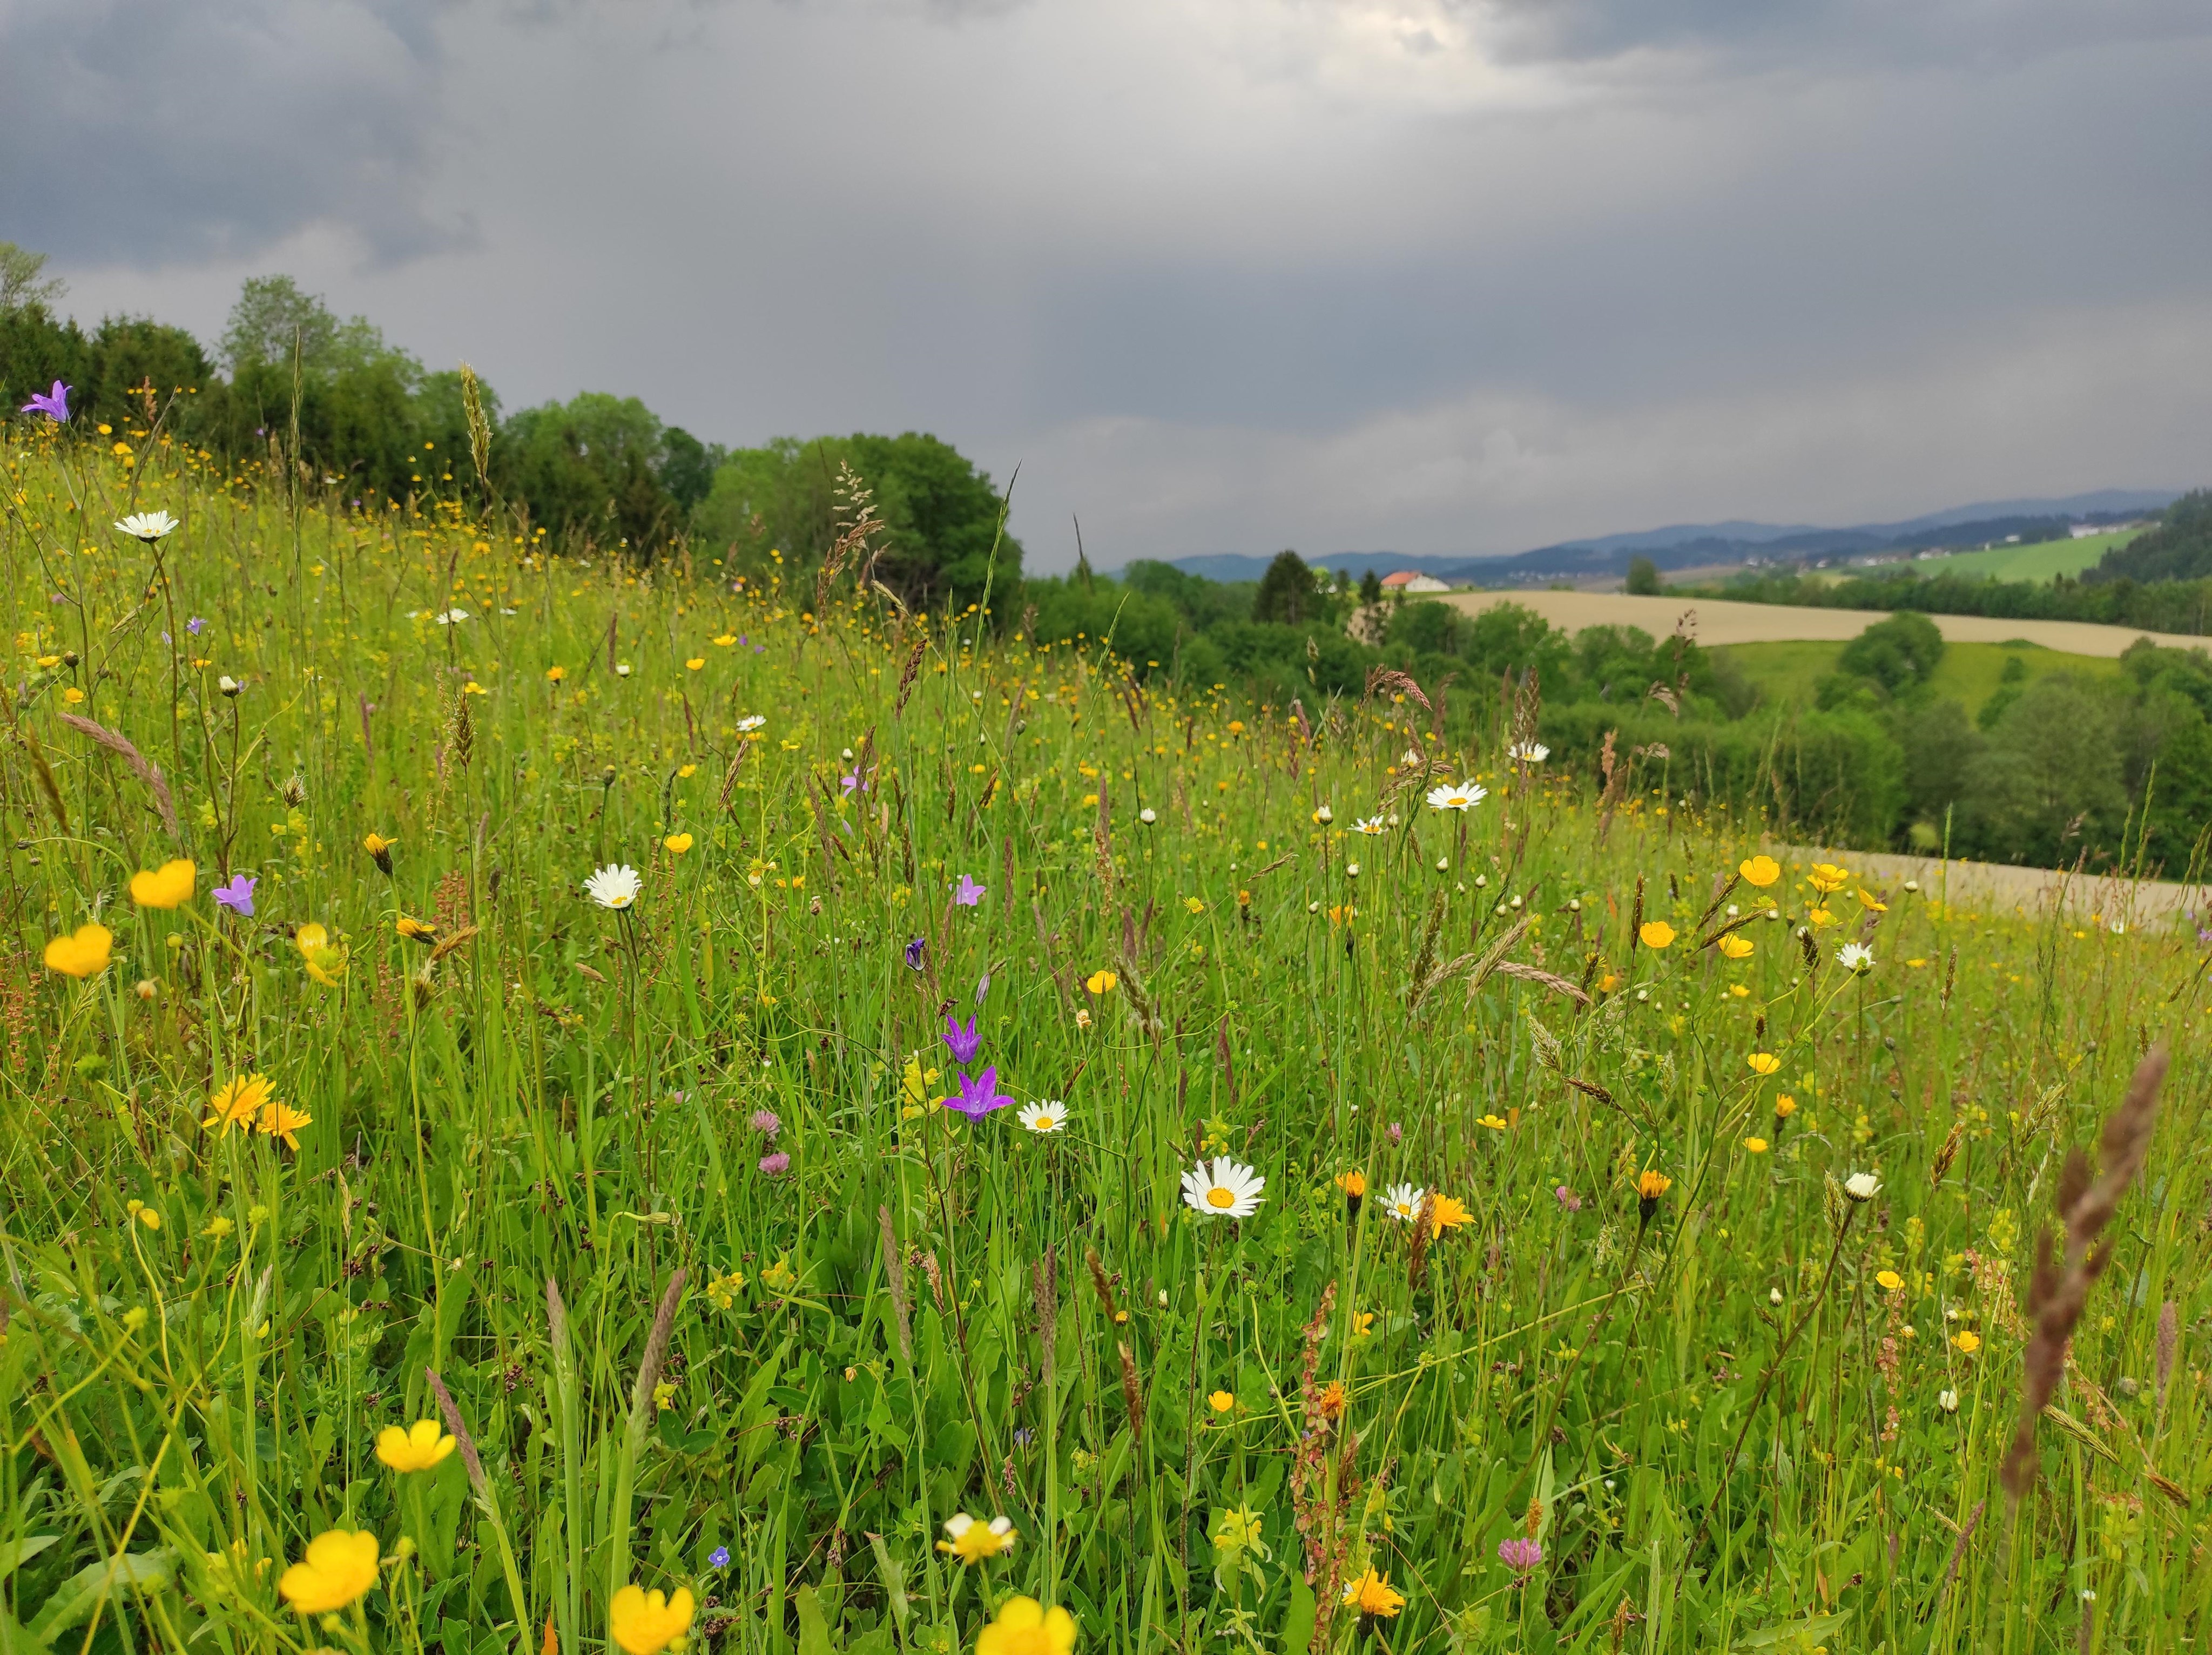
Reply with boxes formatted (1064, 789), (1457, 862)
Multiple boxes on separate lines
(3, 421), (2209, 1655)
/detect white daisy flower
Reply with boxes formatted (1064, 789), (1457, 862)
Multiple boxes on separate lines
(1138, 807), (1157, 825)
(1017, 1100), (1069, 1134)
(1181, 1156), (1265, 1218)
(434, 608), (470, 625)
(585, 864), (642, 910)
(113, 510), (179, 542)
(1383, 1182), (1425, 1222)
(1425, 781), (1487, 812)
(1353, 817), (1387, 836)
(1507, 741), (1549, 764)
(1836, 942), (1874, 973)
(737, 714), (766, 732)
(1843, 1171), (1881, 1203)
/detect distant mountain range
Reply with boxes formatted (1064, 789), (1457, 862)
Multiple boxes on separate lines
(1131, 489), (2182, 588)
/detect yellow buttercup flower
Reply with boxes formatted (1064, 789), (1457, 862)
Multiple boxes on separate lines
(678, 764), (699, 778)
(1808, 862), (1850, 895)
(204, 1073), (272, 1136)
(976, 1597), (1076, 1655)
(43, 922), (113, 979)
(609, 1585), (694, 1655)
(129, 859), (197, 909)
(375, 1420), (457, 1472)
(1856, 888), (1887, 913)
(298, 922), (349, 985)
(1875, 1269), (1904, 1293)
(1739, 854), (1781, 887)
(1747, 1052), (1781, 1075)
(1638, 921), (1675, 949)
(1954, 1330), (1982, 1355)
(1208, 1389), (1236, 1414)
(278, 1528), (381, 1615)
(1718, 934), (1754, 960)
(1773, 1094), (1797, 1119)
(664, 833), (694, 855)
(685, 657), (706, 671)
(1742, 1136), (1769, 1153)
(1085, 969), (1117, 995)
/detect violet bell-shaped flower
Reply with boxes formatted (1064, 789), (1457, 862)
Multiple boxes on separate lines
(943, 1014), (982, 1065)
(942, 1065), (1016, 1118)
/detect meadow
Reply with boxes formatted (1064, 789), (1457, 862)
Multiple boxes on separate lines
(2, 414), (2208, 1655)
(1710, 640), (2126, 722)
(1802, 533), (2139, 589)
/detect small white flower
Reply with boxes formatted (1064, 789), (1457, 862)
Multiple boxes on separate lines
(1138, 807), (1157, 825)
(615, 661), (632, 676)
(434, 608), (470, 625)
(1181, 1156), (1265, 1218)
(1769, 1287), (1784, 1305)
(1837, 942), (1875, 973)
(1435, 856), (1449, 870)
(500, 606), (519, 615)
(1507, 741), (1549, 764)
(113, 510), (179, 542)
(1017, 1100), (1069, 1134)
(1903, 879), (1920, 893)
(1474, 874), (1488, 888)
(1353, 816), (1386, 835)
(1313, 803), (1333, 823)
(1425, 781), (1487, 812)
(218, 675), (241, 697)
(1401, 748), (1422, 766)
(1844, 1171), (1881, 1203)
(737, 714), (766, 732)
(585, 864), (642, 910)
(1383, 1183), (1425, 1222)
(1725, 903), (1738, 916)
(1938, 1388), (1959, 1413)
(1346, 862), (1360, 877)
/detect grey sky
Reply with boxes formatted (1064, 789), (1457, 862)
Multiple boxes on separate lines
(9, 0), (2209, 569)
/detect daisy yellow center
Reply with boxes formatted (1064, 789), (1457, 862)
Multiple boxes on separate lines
(1207, 1186), (1236, 1208)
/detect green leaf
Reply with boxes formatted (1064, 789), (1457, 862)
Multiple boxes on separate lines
(795, 1584), (833, 1655)
(1734, 1612), (1849, 1649)
(25, 1548), (175, 1643)
(1279, 1571), (1316, 1655)
(0, 1538), (58, 1583)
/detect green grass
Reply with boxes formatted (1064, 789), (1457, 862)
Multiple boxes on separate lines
(2, 425), (2209, 1655)
(1717, 639), (2126, 717)
(1799, 530), (2140, 589)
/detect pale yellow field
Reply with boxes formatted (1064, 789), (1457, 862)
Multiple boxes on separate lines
(1437, 587), (2208, 656)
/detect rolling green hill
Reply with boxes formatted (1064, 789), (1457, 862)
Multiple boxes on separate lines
(1715, 636), (2125, 715)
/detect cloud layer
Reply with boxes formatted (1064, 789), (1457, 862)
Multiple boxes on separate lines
(14, 0), (2211, 565)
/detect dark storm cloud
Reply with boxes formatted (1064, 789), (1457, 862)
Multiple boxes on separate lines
(0, 0), (466, 265)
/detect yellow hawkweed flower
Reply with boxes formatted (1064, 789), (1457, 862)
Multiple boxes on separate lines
(1638, 921), (1675, 949)
(257, 1097), (313, 1151)
(1742, 1136), (1769, 1153)
(1341, 1569), (1406, 1617)
(608, 1585), (694, 1655)
(395, 916), (437, 943)
(546, 665), (566, 682)
(204, 1073), (273, 1136)
(375, 1420), (457, 1472)
(363, 832), (396, 874)
(976, 1597), (1076, 1655)
(1773, 1095), (1797, 1118)
(43, 922), (113, 979)
(129, 859), (197, 909)
(278, 1529), (381, 1615)
(1428, 1193), (1471, 1230)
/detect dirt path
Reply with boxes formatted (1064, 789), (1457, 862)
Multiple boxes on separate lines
(1440, 589), (2210, 656)
(1774, 843), (2210, 929)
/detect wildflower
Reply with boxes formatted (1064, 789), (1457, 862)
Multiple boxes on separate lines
(1208, 1389), (1236, 1414)
(1773, 1094), (1797, 1120)
(1017, 1100), (1069, 1133)
(1353, 816), (1386, 835)
(1856, 887), (1887, 913)
(1739, 854), (1781, 887)
(1844, 1171), (1881, 1203)
(278, 1529), (380, 1614)
(1138, 807), (1157, 825)
(258, 1097), (313, 1151)
(1639, 920), (1675, 949)
(1341, 1568), (1405, 1617)
(1636, 1169), (1671, 1220)
(1383, 1183), (1425, 1221)
(1316, 1381), (1347, 1419)
(663, 832), (693, 855)
(737, 714), (766, 733)
(1429, 1194), (1471, 1230)
(1938, 1389), (1960, 1413)
(1497, 1537), (1543, 1574)
(187, 616), (206, 634)
(1212, 1507), (1265, 1552)
(130, 859), (197, 909)
(1074, 1007), (1092, 1029)
(904, 937), (927, 970)
(1185, 896), (1206, 914)
(204, 1074), (272, 1135)
(1507, 741), (1549, 763)
(375, 1420), (457, 1473)
(1085, 969), (1117, 995)
(125, 1199), (160, 1230)
(1336, 1168), (1366, 1219)
(709, 1545), (731, 1569)
(1837, 942), (1875, 974)
(21, 381), (70, 421)
(609, 1584), (695, 1655)
(941, 1014), (986, 1066)
(750, 1109), (781, 1138)
(1554, 1184), (1582, 1212)
(363, 833), (396, 874)
(212, 874), (256, 917)
(1747, 1051), (1781, 1075)
(1718, 934), (1754, 959)
(1313, 803), (1334, 823)
(938, 1513), (1016, 1564)
(396, 916), (438, 944)
(434, 609), (470, 626)
(545, 665), (566, 683)
(1954, 1330), (1982, 1354)
(943, 1066), (1017, 1118)
(955, 873), (986, 906)
(1425, 781), (1486, 811)
(43, 922), (113, 979)
(114, 510), (179, 542)
(1876, 1269), (1904, 1292)
(976, 1597), (1074, 1655)
(1743, 1136), (1769, 1153)
(298, 923), (349, 985)
(686, 657), (705, 671)
(758, 1151), (791, 1176)
(1808, 862), (1851, 894)
(1181, 1156), (1265, 1218)
(586, 865), (642, 909)
(219, 675), (242, 697)
(1478, 1112), (1508, 1130)
(678, 763), (698, 778)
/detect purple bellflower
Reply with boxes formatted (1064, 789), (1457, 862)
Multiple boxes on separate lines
(212, 874), (256, 917)
(187, 616), (206, 636)
(954, 874), (985, 907)
(904, 936), (927, 970)
(20, 382), (70, 421)
(942, 1065), (1016, 1118)
(943, 1014), (982, 1065)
